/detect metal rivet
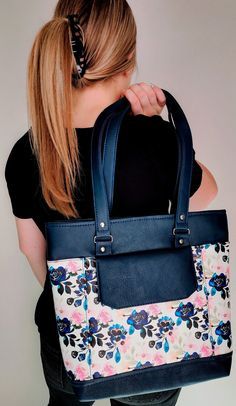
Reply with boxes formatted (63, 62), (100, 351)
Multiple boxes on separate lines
(100, 222), (105, 228)
(179, 238), (184, 245)
(100, 246), (106, 253)
(179, 214), (185, 221)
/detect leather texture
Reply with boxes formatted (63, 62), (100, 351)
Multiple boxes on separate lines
(71, 352), (232, 401)
(45, 209), (228, 260)
(96, 245), (197, 308)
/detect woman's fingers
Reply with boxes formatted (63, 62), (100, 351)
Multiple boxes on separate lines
(139, 82), (165, 115)
(150, 84), (166, 107)
(123, 82), (166, 116)
(123, 87), (143, 116)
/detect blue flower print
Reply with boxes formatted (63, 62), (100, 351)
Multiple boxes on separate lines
(175, 302), (198, 330)
(76, 273), (88, 292)
(49, 266), (67, 285)
(93, 371), (102, 379)
(76, 272), (97, 295)
(209, 273), (229, 299)
(85, 269), (94, 281)
(209, 273), (227, 291)
(57, 316), (72, 336)
(215, 321), (232, 348)
(89, 317), (99, 334)
(182, 352), (200, 360)
(108, 324), (127, 344)
(81, 325), (93, 346)
(135, 361), (153, 369)
(157, 316), (175, 334)
(175, 302), (195, 320)
(154, 317), (175, 353)
(127, 310), (149, 330)
(96, 324), (127, 363)
(81, 318), (104, 349)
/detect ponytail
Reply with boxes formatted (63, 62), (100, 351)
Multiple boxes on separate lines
(27, 17), (82, 218)
(27, 1), (137, 219)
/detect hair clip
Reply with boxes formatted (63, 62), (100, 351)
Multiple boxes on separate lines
(66, 14), (87, 79)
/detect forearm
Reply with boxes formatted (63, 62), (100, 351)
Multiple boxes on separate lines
(23, 251), (47, 288)
(15, 218), (48, 288)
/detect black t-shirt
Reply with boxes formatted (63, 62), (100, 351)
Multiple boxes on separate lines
(4, 113), (202, 350)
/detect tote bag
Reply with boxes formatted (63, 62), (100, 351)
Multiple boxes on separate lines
(45, 90), (233, 401)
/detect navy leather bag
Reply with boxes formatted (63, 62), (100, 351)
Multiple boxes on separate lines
(45, 90), (232, 401)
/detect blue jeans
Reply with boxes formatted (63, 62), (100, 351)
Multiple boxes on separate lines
(39, 334), (182, 406)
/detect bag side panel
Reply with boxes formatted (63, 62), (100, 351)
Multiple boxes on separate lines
(47, 257), (92, 380)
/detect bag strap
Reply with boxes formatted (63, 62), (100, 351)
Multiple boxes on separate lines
(91, 90), (193, 253)
(90, 98), (125, 256)
(102, 98), (181, 214)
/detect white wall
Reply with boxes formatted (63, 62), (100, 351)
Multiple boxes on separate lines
(1, 1), (235, 404)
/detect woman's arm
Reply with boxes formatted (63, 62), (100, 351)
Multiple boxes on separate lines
(16, 218), (47, 288)
(189, 160), (218, 211)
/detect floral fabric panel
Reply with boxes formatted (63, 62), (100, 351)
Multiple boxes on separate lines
(47, 242), (232, 382)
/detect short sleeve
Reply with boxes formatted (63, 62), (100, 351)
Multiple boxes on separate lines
(149, 117), (203, 200)
(189, 149), (203, 197)
(4, 134), (35, 218)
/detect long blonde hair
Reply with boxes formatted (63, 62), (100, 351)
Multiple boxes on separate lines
(27, 0), (137, 218)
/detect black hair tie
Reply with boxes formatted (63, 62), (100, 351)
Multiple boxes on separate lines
(66, 14), (87, 79)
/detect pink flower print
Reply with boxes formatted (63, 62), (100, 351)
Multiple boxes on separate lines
(75, 365), (88, 380)
(65, 359), (73, 370)
(169, 301), (181, 313)
(140, 352), (147, 360)
(67, 260), (82, 273)
(103, 364), (115, 376)
(147, 304), (161, 316)
(225, 266), (230, 278)
(168, 329), (179, 344)
(193, 295), (207, 309)
(222, 311), (231, 323)
(120, 336), (132, 354)
(185, 342), (198, 353)
(71, 311), (84, 325)
(153, 353), (165, 365)
(98, 308), (112, 324)
(201, 249), (207, 263)
(201, 345), (213, 357)
(207, 299), (216, 314)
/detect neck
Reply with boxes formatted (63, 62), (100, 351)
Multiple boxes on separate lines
(72, 80), (125, 128)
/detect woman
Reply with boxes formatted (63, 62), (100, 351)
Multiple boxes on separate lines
(4, 1), (218, 405)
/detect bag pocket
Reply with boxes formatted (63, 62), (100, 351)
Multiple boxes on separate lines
(96, 245), (197, 309)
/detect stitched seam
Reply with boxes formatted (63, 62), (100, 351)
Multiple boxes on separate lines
(45, 210), (226, 228)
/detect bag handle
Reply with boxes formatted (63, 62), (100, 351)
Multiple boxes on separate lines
(91, 90), (194, 254)
(102, 95), (182, 213)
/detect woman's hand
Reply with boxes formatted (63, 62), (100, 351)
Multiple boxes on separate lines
(121, 82), (166, 116)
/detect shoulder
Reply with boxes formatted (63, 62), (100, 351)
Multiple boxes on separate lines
(122, 113), (176, 133)
(121, 113), (177, 141)
(4, 130), (39, 219)
(6, 130), (34, 160)
(4, 130), (37, 185)
(119, 113), (178, 154)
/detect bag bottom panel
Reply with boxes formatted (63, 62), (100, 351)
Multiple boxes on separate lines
(71, 351), (233, 401)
